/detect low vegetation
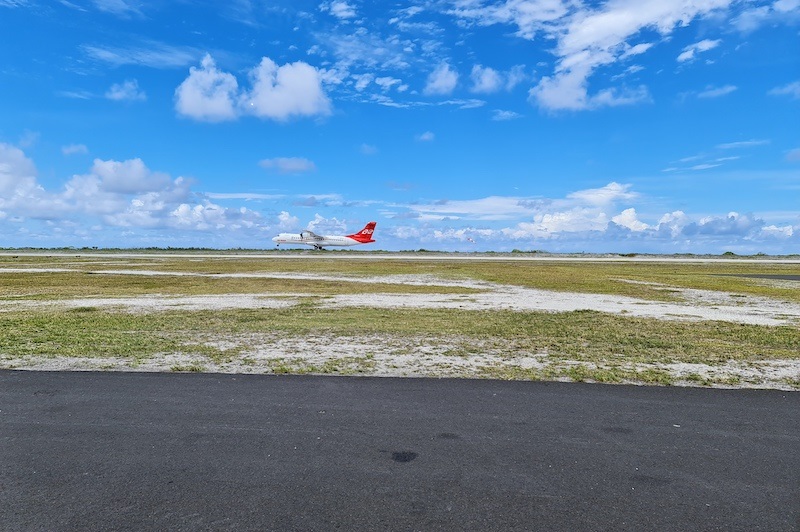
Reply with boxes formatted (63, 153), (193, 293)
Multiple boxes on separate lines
(1, 251), (798, 388)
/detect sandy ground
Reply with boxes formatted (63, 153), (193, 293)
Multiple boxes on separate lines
(2, 267), (799, 389)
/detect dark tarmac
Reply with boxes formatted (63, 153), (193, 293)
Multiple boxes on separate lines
(1, 371), (798, 531)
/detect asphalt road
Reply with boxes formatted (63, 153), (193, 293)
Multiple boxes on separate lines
(1, 371), (798, 531)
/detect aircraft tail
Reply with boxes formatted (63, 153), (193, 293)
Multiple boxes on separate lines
(347, 222), (376, 243)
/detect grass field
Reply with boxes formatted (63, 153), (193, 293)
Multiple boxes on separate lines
(1, 251), (798, 389)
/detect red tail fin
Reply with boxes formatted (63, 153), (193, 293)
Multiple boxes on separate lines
(347, 222), (376, 243)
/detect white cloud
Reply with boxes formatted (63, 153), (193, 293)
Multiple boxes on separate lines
(761, 224), (794, 238)
(505, 64), (527, 90)
(360, 143), (378, 155)
(175, 54), (239, 122)
(656, 211), (690, 238)
(307, 213), (347, 234)
(424, 62), (458, 95)
(277, 210), (299, 230)
(409, 196), (536, 221)
(467, 64), (526, 95)
(89, 158), (172, 194)
(769, 80), (800, 99)
(62, 144), (88, 156)
(566, 182), (637, 206)
(0, 143), (39, 198)
(353, 73), (374, 91)
(612, 208), (649, 231)
(530, 64), (650, 111)
(92, 0), (142, 18)
(82, 41), (198, 69)
(786, 148), (800, 162)
(416, 131), (435, 142)
(318, 26), (414, 72)
(621, 42), (654, 58)
(402, 182), (639, 228)
(733, 0), (800, 32)
(175, 54), (331, 123)
(0, 146), (267, 244)
(697, 85), (737, 98)
(677, 39), (721, 62)
(448, 0), (569, 40)
(511, 1), (734, 111)
(106, 79), (146, 101)
(491, 109), (522, 121)
(470, 65), (502, 93)
(321, 1), (356, 20)
(375, 76), (402, 91)
(242, 57), (332, 121)
(690, 212), (764, 236)
(716, 139), (770, 150)
(259, 157), (317, 174)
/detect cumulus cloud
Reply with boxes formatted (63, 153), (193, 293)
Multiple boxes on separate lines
(89, 158), (172, 194)
(175, 54), (239, 122)
(242, 57), (332, 121)
(259, 157), (317, 174)
(276, 210), (299, 230)
(401, 182), (640, 228)
(470, 65), (502, 93)
(106, 79), (146, 101)
(612, 208), (649, 231)
(0, 143), (40, 198)
(0, 144), (269, 246)
(470, 64), (527, 93)
(175, 54), (331, 122)
(424, 62), (458, 95)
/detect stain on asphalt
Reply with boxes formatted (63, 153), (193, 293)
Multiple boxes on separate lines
(391, 451), (418, 463)
(602, 426), (632, 434)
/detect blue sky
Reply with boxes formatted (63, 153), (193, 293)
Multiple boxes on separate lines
(1, 0), (799, 253)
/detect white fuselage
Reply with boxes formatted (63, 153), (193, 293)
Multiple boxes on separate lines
(272, 232), (362, 249)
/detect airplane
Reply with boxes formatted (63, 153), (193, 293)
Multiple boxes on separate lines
(272, 222), (376, 250)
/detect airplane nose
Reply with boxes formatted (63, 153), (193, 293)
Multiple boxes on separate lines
(271, 236), (279, 242)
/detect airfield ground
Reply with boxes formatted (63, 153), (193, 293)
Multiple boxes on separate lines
(1, 251), (799, 389)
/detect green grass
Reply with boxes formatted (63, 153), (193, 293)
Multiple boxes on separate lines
(1, 307), (797, 365)
(2, 253), (799, 303)
(1, 252), (798, 387)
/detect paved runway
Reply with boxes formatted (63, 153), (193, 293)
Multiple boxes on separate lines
(1, 371), (798, 531)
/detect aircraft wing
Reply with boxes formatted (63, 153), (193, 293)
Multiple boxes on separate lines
(301, 230), (323, 240)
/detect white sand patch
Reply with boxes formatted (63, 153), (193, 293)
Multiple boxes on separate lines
(323, 285), (800, 326)
(3, 269), (800, 325)
(5, 333), (797, 390)
(665, 360), (800, 387)
(0, 293), (300, 313)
